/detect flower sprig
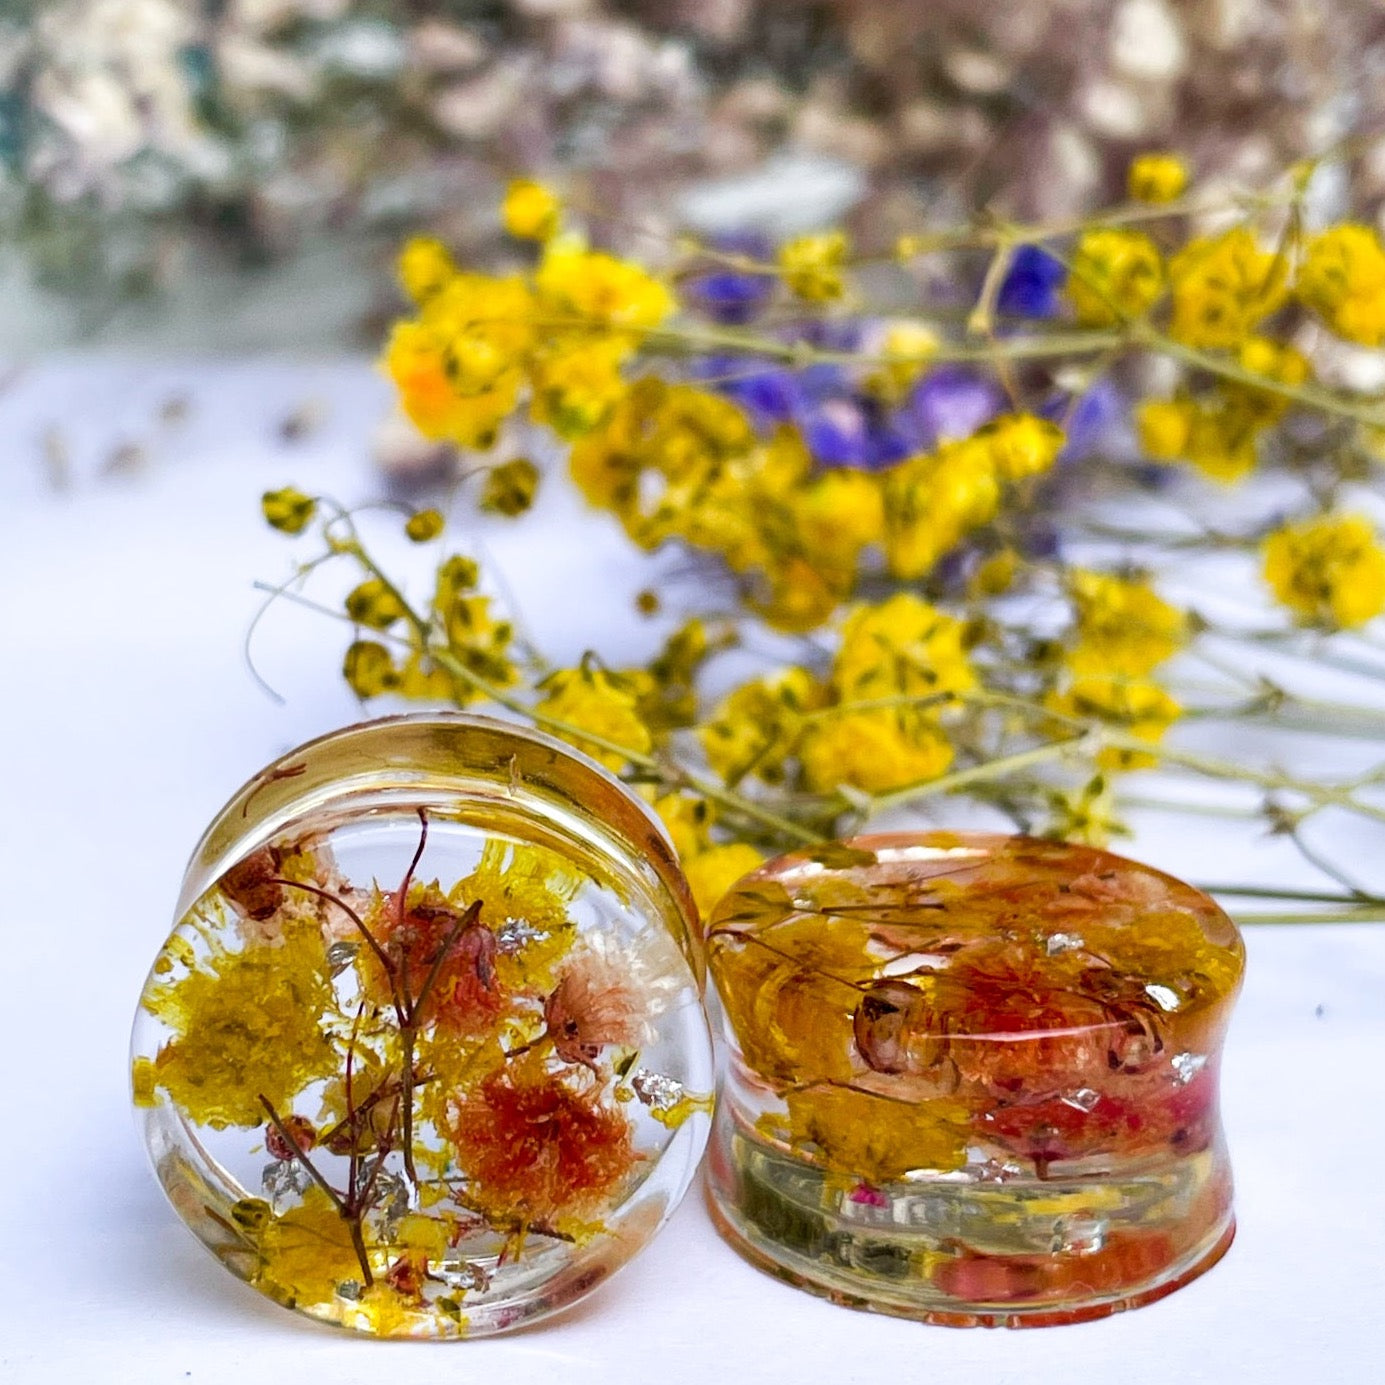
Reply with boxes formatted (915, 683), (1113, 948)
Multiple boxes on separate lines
(257, 154), (1385, 924)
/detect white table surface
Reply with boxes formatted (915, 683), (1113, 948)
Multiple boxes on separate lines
(2, 359), (1382, 1385)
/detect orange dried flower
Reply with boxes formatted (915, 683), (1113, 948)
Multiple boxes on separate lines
(447, 1067), (636, 1223)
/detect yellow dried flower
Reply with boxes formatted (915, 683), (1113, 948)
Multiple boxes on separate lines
(534, 664), (652, 771)
(883, 437), (1000, 580)
(405, 508), (446, 542)
(870, 321), (939, 401)
(1067, 228), (1165, 327)
(1048, 675), (1182, 771)
(979, 412), (1065, 482)
(1167, 229), (1288, 350)
(345, 578), (407, 630)
(1229, 336), (1311, 424)
(832, 593), (975, 703)
(1263, 512), (1385, 629)
(536, 244), (674, 334)
(384, 271), (536, 450)
(699, 667), (821, 786)
(1297, 223), (1385, 346)
(480, 458), (540, 517)
(397, 236), (456, 305)
(1066, 570), (1186, 677)
(1046, 775), (1126, 847)
(502, 178), (561, 241)
(343, 640), (396, 698)
(1136, 397), (1192, 461)
(969, 549), (1018, 598)
(778, 231), (849, 302)
(1127, 153), (1189, 204)
(142, 929), (337, 1129)
(783, 1086), (970, 1181)
(262, 487), (316, 534)
(256, 1187), (365, 1306)
(799, 709), (954, 794)
(682, 842), (765, 920)
(528, 341), (628, 437)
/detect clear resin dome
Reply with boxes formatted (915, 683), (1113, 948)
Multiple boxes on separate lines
(132, 715), (713, 1338)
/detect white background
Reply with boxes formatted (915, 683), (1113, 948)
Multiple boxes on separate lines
(2, 360), (1382, 1384)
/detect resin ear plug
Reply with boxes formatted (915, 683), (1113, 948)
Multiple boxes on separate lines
(705, 832), (1243, 1327)
(131, 715), (714, 1337)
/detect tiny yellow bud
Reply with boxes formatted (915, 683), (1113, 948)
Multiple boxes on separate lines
(1127, 153), (1189, 204)
(343, 640), (396, 698)
(345, 579), (407, 630)
(397, 236), (455, 304)
(778, 231), (849, 302)
(405, 508), (445, 543)
(261, 486), (316, 534)
(480, 457), (540, 517)
(1136, 399), (1192, 461)
(436, 554), (480, 597)
(502, 178), (561, 241)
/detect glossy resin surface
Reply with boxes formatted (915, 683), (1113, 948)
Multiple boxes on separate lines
(132, 716), (713, 1337)
(705, 832), (1243, 1326)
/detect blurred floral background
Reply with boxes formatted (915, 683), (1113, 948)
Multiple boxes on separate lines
(5, 0), (1385, 353)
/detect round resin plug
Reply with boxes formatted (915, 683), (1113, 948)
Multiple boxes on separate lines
(705, 832), (1243, 1327)
(131, 715), (713, 1338)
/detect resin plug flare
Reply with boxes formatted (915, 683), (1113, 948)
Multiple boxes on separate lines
(131, 715), (713, 1338)
(704, 832), (1243, 1327)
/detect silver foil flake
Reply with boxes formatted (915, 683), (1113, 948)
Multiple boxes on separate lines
(326, 941), (360, 976)
(441, 1261), (493, 1293)
(365, 1169), (413, 1227)
(496, 917), (541, 953)
(1171, 1051), (1207, 1085)
(962, 1152), (1026, 1183)
(1063, 1087), (1101, 1112)
(337, 1280), (364, 1301)
(631, 1068), (684, 1111)
(1046, 932), (1084, 955)
(1145, 982), (1181, 1012)
(261, 1159), (312, 1209)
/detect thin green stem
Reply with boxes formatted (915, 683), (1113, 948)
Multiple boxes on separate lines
(865, 736), (1092, 814)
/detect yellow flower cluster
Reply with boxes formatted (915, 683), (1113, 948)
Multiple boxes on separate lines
(1297, 224), (1385, 347)
(1137, 334), (1311, 482)
(885, 413), (1063, 578)
(142, 927), (338, 1129)
(700, 594), (974, 798)
(1262, 512), (1385, 629)
(1067, 228), (1165, 327)
(385, 182), (673, 450)
(1065, 570), (1187, 676)
(343, 553), (516, 703)
(654, 793), (764, 920)
(1047, 571), (1186, 771)
(1166, 229), (1289, 350)
(777, 231), (850, 301)
(572, 384), (1063, 632)
(532, 663), (652, 772)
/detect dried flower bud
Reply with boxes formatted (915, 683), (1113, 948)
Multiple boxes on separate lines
(345, 578), (408, 630)
(480, 458), (540, 517)
(405, 508), (446, 542)
(264, 1113), (318, 1161)
(262, 487), (316, 534)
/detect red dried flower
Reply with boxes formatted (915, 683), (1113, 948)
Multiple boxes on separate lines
(264, 1112), (317, 1161)
(446, 1066), (636, 1223)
